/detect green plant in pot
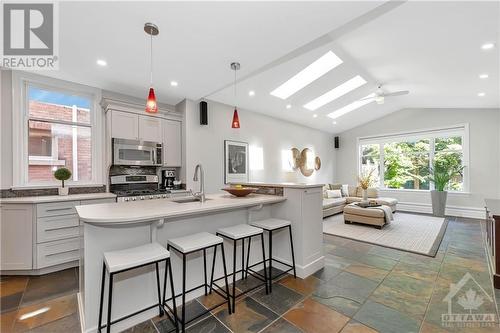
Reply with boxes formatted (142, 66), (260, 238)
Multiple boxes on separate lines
(428, 161), (464, 217)
(54, 167), (72, 196)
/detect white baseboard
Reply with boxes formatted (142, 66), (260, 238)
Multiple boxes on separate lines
(273, 255), (325, 279)
(397, 201), (484, 219)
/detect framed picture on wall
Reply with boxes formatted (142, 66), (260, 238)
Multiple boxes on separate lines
(224, 140), (249, 184)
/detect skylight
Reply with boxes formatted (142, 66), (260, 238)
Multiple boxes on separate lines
(327, 93), (376, 119)
(304, 75), (367, 111)
(270, 51), (343, 100)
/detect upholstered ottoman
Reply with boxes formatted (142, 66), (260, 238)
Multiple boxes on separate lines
(343, 204), (388, 229)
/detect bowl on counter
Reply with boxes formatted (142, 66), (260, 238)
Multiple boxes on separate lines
(221, 187), (257, 197)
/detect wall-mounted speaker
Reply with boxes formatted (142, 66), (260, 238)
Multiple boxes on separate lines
(334, 136), (340, 149)
(199, 101), (208, 125)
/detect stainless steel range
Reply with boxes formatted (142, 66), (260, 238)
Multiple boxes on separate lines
(110, 174), (169, 202)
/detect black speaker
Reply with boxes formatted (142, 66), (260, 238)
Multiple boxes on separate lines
(199, 101), (208, 125)
(334, 136), (340, 149)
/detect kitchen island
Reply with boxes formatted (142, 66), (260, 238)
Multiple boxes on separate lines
(76, 183), (323, 333)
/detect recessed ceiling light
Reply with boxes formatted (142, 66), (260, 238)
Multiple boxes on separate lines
(170, 81), (178, 87)
(270, 51), (343, 99)
(304, 75), (367, 111)
(248, 90), (255, 96)
(481, 43), (495, 50)
(332, 121), (337, 125)
(479, 74), (489, 79)
(286, 104), (292, 109)
(313, 114), (318, 118)
(96, 59), (107, 66)
(327, 93), (376, 120)
(478, 92), (486, 97)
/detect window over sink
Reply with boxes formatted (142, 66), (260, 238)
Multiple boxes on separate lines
(12, 72), (103, 188)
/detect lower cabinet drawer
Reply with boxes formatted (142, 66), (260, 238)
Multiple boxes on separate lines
(37, 201), (79, 218)
(37, 215), (80, 243)
(36, 237), (80, 269)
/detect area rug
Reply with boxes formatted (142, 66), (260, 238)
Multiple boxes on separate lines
(323, 212), (448, 257)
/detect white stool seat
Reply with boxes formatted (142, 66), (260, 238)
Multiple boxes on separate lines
(250, 218), (291, 230)
(217, 224), (263, 239)
(168, 232), (223, 253)
(104, 243), (169, 273)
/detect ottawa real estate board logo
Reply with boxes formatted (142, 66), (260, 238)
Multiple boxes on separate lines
(1, 2), (59, 70)
(442, 272), (496, 328)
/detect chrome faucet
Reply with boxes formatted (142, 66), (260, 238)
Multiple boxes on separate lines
(192, 164), (206, 203)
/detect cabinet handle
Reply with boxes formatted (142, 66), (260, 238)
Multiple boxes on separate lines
(45, 225), (78, 232)
(46, 207), (73, 212)
(46, 249), (78, 257)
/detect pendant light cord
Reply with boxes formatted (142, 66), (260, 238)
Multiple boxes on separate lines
(150, 32), (153, 86)
(233, 67), (236, 108)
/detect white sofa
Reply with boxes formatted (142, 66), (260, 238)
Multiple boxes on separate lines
(322, 184), (398, 218)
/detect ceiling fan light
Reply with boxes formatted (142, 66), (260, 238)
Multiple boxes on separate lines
(375, 95), (385, 104)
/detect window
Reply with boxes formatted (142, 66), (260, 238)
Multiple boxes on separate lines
(12, 72), (103, 187)
(358, 126), (468, 192)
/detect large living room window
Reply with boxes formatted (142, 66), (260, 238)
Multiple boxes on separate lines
(12, 72), (103, 188)
(358, 125), (468, 192)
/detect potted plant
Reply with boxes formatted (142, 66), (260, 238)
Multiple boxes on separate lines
(358, 168), (375, 202)
(428, 161), (464, 217)
(54, 167), (72, 196)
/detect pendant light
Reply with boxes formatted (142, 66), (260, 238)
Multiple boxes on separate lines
(231, 62), (241, 128)
(144, 23), (159, 113)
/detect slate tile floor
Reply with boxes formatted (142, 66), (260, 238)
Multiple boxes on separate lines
(1, 216), (499, 332)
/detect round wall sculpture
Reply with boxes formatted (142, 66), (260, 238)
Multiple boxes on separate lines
(291, 147), (321, 177)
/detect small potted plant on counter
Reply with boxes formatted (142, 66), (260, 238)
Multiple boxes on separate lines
(428, 160), (464, 217)
(358, 168), (375, 202)
(54, 167), (72, 196)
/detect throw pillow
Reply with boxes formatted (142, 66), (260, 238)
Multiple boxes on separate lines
(326, 189), (342, 198)
(341, 184), (349, 197)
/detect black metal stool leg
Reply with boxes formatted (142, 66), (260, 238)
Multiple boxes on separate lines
(162, 258), (168, 309)
(260, 233), (269, 294)
(97, 262), (106, 333)
(203, 249), (208, 295)
(241, 238), (245, 280)
(232, 239), (237, 313)
(209, 245), (217, 294)
(167, 258), (179, 332)
(155, 262), (164, 316)
(288, 225), (297, 278)
(245, 236), (251, 279)
(220, 244), (232, 314)
(268, 230), (273, 293)
(106, 273), (114, 333)
(181, 253), (187, 333)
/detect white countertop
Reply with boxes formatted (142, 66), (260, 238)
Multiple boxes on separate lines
(0, 192), (117, 204)
(75, 193), (286, 225)
(231, 182), (324, 189)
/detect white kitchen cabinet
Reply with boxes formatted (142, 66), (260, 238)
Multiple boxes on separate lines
(163, 119), (182, 166)
(111, 111), (139, 140)
(0, 204), (33, 270)
(139, 116), (163, 143)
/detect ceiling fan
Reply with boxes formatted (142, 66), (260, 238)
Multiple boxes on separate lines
(360, 85), (409, 105)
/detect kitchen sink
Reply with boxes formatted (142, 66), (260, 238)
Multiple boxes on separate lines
(171, 197), (211, 203)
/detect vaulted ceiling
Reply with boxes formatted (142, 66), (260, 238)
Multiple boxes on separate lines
(41, 1), (499, 133)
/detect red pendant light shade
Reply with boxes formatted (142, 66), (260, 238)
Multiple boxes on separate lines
(145, 87), (158, 113)
(232, 108), (240, 128)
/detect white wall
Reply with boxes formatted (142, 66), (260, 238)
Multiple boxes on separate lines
(0, 70), (13, 189)
(182, 99), (334, 193)
(335, 108), (500, 217)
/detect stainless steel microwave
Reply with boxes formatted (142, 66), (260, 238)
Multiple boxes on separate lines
(112, 138), (162, 166)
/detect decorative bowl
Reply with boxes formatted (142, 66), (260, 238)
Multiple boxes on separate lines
(221, 187), (257, 197)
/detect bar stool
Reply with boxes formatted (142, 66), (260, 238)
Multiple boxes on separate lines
(167, 232), (231, 333)
(248, 218), (296, 292)
(97, 243), (177, 333)
(215, 224), (269, 313)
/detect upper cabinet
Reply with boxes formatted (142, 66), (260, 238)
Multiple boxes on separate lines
(138, 116), (162, 143)
(110, 111), (162, 143)
(111, 111), (139, 140)
(163, 119), (182, 167)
